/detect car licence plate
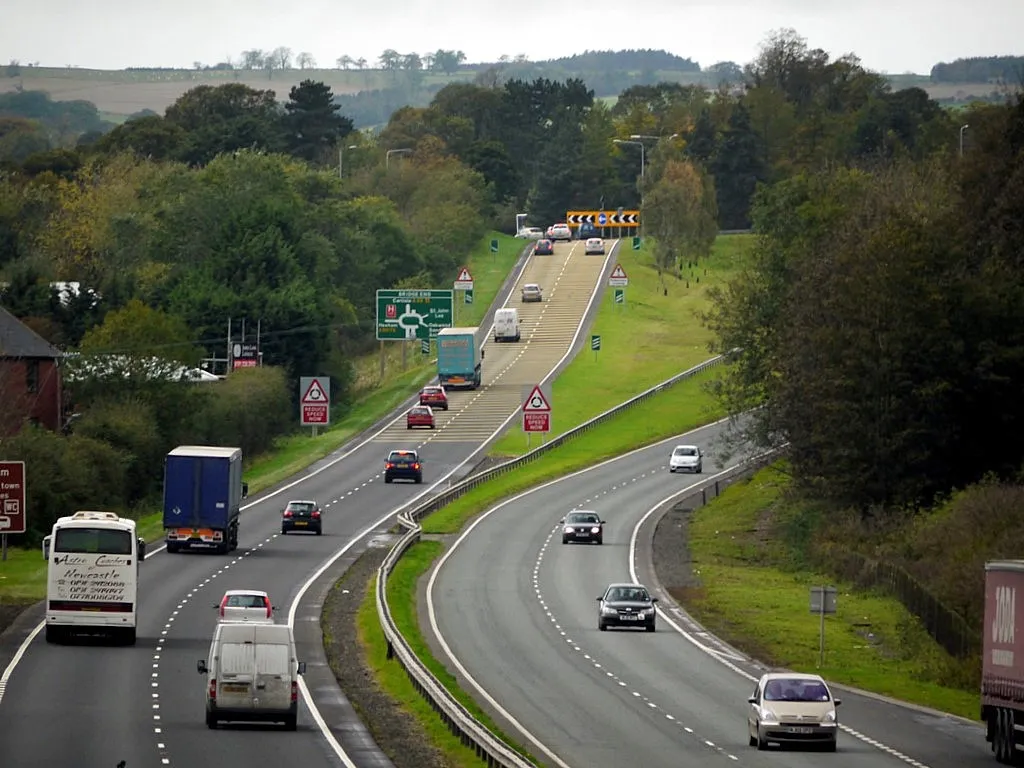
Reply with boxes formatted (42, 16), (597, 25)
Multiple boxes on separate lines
(222, 683), (249, 693)
(620, 614), (638, 621)
(787, 726), (813, 734)
(295, 521), (307, 526)
(577, 532), (590, 536)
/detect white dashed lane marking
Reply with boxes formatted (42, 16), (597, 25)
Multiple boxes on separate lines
(527, 470), (934, 768)
(151, 534), (281, 766)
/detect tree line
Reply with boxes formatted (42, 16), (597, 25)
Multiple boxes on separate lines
(0, 77), (491, 542)
(0, 28), (996, 545)
(929, 55), (1024, 84)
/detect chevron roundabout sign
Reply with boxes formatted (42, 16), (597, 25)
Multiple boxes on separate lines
(566, 210), (640, 228)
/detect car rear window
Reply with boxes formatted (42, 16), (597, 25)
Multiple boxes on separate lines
(287, 502), (315, 512)
(411, 407), (430, 415)
(389, 451), (417, 461)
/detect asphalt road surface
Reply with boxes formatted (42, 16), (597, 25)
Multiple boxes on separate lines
(427, 423), (993, 768)
(0, 238), (616, 768)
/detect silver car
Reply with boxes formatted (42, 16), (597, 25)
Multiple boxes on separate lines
(584, 237), (605, 254)
(748, 672), (840, 752)
(516, 227), (544, 239)
(669, 445), (703, 473)
(521, 283), (543, 302)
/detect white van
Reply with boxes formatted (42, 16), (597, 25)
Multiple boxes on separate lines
(197, 622), (307, 730)
(493, 307), (521, 342)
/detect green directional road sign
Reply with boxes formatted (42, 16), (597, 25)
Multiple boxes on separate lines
(490, 239), (499, 253)
(464, 289), (474, 304)
(591, 335), (601, 351)
(376, 289), (453, 340)
(420, 338), (430, 355)
(632, 236), (641, 251)
(614, 288), (624, 304)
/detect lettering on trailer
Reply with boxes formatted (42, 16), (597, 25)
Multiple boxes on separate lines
(993, 585), (1016, 666)
(565, 210), (641, 227)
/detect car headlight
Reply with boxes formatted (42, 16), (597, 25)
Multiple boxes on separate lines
(822, 710), (836, 723)
(563, 526), (574, 534)
(760, 709), (779, 724)
(601, 606), (616, 615)
(590, 527), (600, 533)
(642, 607), (655, 615)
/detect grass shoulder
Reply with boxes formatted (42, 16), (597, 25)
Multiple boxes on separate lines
(489, 234), (751, 458)
(671, 463), (979, 721)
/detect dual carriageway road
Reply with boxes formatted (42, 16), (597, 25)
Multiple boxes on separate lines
(0, 237), (615, 768)
(426, 423), (995, 768)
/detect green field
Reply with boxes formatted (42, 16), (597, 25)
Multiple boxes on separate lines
(677, 464), (980, 720)
(0, 231), (525, 605)
(489, 234), (751, 457)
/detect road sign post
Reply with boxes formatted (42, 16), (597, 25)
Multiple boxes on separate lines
(591, 334), (601, 356)
(809, 586), (838, 667)
(0, 460), (26, 560)
(490, 239), (499, 253)
(632, 236), (641, 251)
(420, 338), (430, 355)
(465, 289), (474, 304)
(299, 376), (331, 435)
(614, 288), (624, 304)
(521, 383), (552, 447)
(376, 289), (454, 341)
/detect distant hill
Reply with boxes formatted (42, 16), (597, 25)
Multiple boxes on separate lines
(0, 48), (1012, 131)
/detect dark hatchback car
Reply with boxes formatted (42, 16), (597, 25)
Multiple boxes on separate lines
(534, 239), (554, 255)
(597, 583), (659, 632)
(384, 449), (423, 484)
(281, 499), (322, 535)
(561, 510), (605, 545)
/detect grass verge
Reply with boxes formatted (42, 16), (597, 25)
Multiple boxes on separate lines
(426, 368), (723, 535)
(676, 463), (980, 720)
(489, 234), (751, 456)
(0, 232), (525, 605)
(373, 541), (539, 764)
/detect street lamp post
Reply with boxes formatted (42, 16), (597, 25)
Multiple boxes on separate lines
(614, 138), (646, 237)
(386, 148), (413, 169)
(338, 144), (359, 178)
(959, 124), (969, 157)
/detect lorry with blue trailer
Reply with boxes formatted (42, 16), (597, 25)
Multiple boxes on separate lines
(436, 327), (483, 390)
(163, 445), (248, 554)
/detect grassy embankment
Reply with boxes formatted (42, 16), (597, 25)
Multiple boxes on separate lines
(677, 463), (980, 720)
(0, 232), (523, 605)
(360, 235), (750, 764)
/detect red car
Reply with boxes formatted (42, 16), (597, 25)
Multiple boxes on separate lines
(419, 385), (449, 410)
(407, 405), (435, 429)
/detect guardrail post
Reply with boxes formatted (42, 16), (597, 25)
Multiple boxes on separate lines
(386, 639), (394, 660)
(715, 480), (720, 497)
(702, 488), (707, 505)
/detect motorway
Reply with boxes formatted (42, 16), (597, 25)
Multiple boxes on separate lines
(426, 424), (994, 768)
(0, 237), (616, 768)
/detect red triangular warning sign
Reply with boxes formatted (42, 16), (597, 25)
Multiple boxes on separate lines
(302, 379), (328, 403)
(522, 384), (551, 412)
(457, 267), (473, 282)
(610, 264), (628, 279)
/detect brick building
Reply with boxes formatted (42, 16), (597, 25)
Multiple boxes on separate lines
(0, 306), (64, 436)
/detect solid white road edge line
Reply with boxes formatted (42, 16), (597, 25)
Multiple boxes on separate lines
(628, 482), (935, 768)
(426, 417), (732, 768)
(0, 238), (548, 715)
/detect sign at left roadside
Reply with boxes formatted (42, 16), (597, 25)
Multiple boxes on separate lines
(299, 377), (331, 426)
(0, 460), (27, 535)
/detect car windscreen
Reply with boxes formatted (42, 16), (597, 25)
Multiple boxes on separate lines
(763, 679), (830, 702)
(673, 447), (698, 456)
(54, 527), (132, 555)
(568, 514), (598, 524)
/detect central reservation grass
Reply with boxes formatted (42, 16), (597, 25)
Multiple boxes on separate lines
(0, 231), (524, 605)
(489, 234), (751, 456)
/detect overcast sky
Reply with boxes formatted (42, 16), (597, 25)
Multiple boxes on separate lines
(2, 0), (1020, 74)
